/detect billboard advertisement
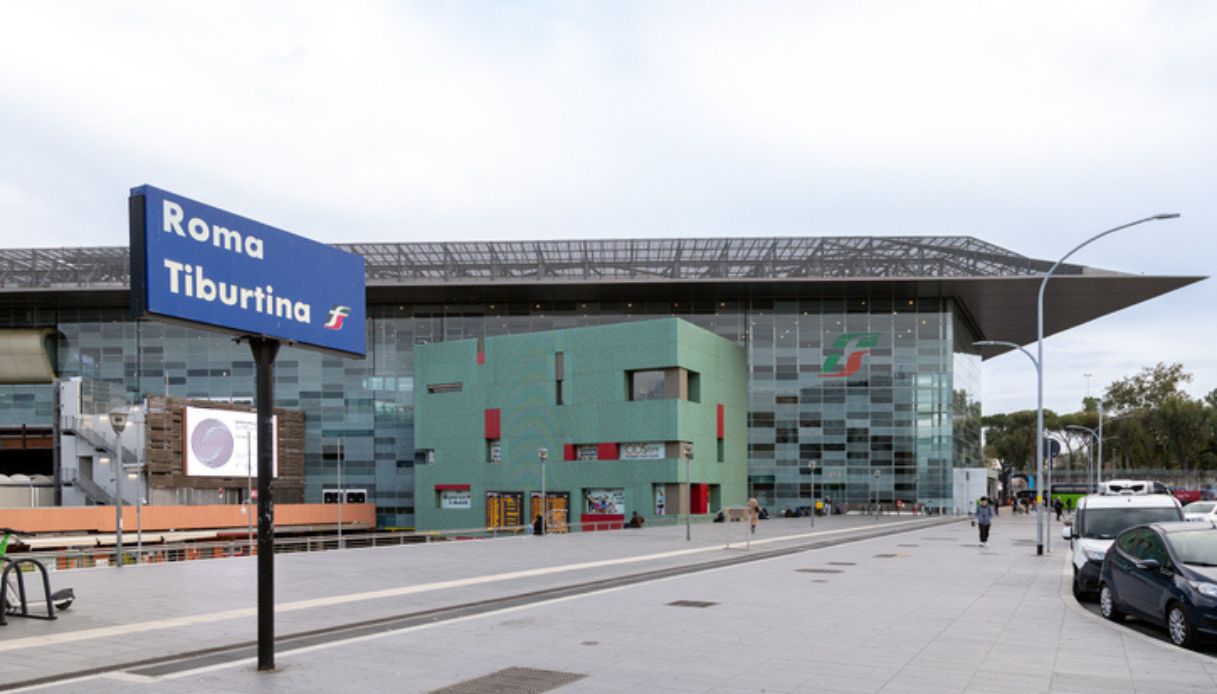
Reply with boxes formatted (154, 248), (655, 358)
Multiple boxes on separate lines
(184, 406), (278, 478)
(620, 442), (665, 460)
(129, 185), (367, 357)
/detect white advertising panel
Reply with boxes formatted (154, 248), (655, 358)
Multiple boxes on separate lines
(620, 442), (665, 460)
(184, 406), (278, 478)
(440, 490), (472, 509)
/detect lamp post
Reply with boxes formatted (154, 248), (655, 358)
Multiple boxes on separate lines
(538, 447), (548, 535)
(246, 431), (254, 553)
(682, 442), (693, 541)
(1097, 403), (1104, 487)
(974, 340), (1040, 546)
(809, 461), (816, 528)
(123, 461), (144, 564)
(1036, 213), (1178, 552)
(976, 214), (1179, 555)
(1066, 424), (1099, 491)
(108, 409), (130, 569)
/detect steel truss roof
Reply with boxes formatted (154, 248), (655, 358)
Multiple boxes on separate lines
(0, 236), (1090, 290)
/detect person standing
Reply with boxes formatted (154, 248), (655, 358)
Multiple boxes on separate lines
(747, 497), (761, 534)
(975, 496), (993, 547)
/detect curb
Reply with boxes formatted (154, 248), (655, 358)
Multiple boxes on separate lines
(1056, 551), (1217, 661)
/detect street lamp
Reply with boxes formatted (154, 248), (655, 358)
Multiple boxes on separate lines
(682, 442), (693, 541)
(537, 448), (548, 535)
(108, 408), (130, 569)
(808, 461), (816, 528)
(1034, 214), (1179, 556)
(974, 340), (1041, 545)
(1066, 424), (1099, 491)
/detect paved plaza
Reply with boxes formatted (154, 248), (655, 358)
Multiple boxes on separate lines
(4, 513), (1217, 693)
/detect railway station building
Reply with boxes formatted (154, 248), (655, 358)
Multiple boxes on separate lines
(0, 237), (1200, 528)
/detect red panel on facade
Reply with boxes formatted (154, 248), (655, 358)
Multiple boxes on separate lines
(596, 442), (619, 460)
(484, 408), (501, 440)
(564, 444), (576, 461)
(580, 513), (624, 531)
(717, 403), (725, 439)
(477, 351), (485, 365)
(434, 484), (471, 491)
(692, 484), (709, 514)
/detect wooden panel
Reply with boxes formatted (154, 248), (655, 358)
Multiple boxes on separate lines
(143, 395), (305, 502)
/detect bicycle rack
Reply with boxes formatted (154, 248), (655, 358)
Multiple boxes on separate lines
(1, 557), (58, 625)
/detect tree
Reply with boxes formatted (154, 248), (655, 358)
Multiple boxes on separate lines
(1105, 362), (1192, 413)
(982, 409), (1059, 472)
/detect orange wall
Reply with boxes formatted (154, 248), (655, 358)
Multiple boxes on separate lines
(0, 503), (376, 533)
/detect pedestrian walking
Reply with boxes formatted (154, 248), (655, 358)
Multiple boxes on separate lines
(974, 496), (993, 547)
(1053, 498), (1063, 522)
(747, 497), (761, 534)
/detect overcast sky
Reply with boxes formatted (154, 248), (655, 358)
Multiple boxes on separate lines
(1, 1), (1213, 414)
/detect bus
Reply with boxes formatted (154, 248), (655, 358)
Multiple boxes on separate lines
(1050, 483), (1094, 510)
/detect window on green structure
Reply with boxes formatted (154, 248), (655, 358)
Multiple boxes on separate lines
(427, 382), (462, 394)
(627, 367), (700, 402)
(628, 370), (665, 401)
(717, 439), (724, 463)
(487, 439), (502, 464)
(555, 351), (565, 405)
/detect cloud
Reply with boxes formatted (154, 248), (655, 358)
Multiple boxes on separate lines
(0, 1), (1213, 411)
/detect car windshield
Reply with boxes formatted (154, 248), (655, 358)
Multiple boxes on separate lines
(1168, 532), (1217, 567)
(1081, 507), (1183, 539)
(1183, 502), (1216, 515)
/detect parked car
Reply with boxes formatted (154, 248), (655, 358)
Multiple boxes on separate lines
(1183, 501), (1217, 522)
(1063, 493), (1184, 599)
(1173, 489), (1204, 505)
(1098, 521), (1217, 648)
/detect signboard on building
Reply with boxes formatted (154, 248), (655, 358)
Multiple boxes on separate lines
(620, 442), (665, 460)
(184, 406), (278, 478)
(440, 490), (472, 509)
(128, 185), (367, 357)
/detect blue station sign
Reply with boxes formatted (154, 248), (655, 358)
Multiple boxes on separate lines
(128, 185), (366, 357)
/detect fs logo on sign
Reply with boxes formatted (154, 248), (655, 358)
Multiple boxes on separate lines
(820, 332), (880, 378)
(323, 305), (351, 330)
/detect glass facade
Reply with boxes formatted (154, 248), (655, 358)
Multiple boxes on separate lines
(0, 294), (982, 527)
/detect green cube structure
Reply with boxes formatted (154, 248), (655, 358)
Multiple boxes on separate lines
(413, 318), (747, 531)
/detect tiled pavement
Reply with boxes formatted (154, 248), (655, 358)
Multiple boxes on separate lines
(5, 513), (1217, 693)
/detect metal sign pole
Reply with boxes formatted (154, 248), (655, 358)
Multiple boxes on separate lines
(250, 337), (279, 672)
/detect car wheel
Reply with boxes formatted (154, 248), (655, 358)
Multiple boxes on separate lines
(1070, 567), (1090, 599)
(1099, 583), (1124, 622)
(1167, 603), (1196, 649)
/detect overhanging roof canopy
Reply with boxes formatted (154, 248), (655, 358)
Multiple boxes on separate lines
(0, 237), (1203, 357)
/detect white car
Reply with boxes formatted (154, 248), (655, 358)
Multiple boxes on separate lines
(1063, 493), (1184, 600)
(1182, 501), (1217, 522)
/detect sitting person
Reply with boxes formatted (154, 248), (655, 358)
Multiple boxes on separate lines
(626, 511), (645, 528)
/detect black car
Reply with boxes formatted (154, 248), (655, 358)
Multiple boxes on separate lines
(1098, 521), (1217, 648)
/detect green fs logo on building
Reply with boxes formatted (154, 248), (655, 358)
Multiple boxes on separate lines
(820, 332), (880, 378)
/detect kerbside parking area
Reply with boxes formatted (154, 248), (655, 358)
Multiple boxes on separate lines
(3, 514), (1217, 693)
